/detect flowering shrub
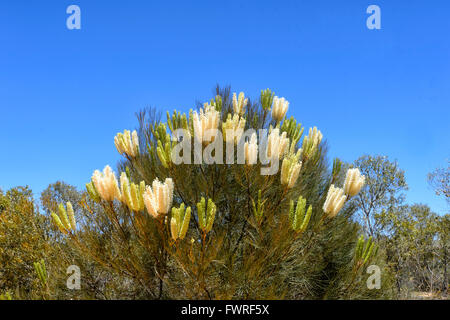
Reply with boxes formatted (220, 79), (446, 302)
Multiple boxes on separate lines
(48, 87), (388, 299)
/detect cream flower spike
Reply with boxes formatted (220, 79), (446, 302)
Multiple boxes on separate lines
(271, 96), (289, 122)
(281, 149), (302, 189)
(222, 113), (246, 144)
(244, 132), (258, 165)
(143, 177), (174, 218)
(91, 165), (121, 201)
(343, 168), (366, 197)
(266, 128), (289, 159)
(192, 104), (220, 143)
(232, 92), (248, 116)
(323, 184), (347, 218)
(114, 130), (139, 158)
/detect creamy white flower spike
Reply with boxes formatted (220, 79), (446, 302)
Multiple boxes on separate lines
(114, 130), (139, 158)
(143, 178), (174, 218)
(271, 96), (289, 122)
(323, 184), (347, 218)
(91, 165), (121, 202)
(244, 132), (258, 165)
(192, 104), (220, 143)
(281, 150), (302, 189)
(232, 92), (248, 116)
(343, 168), (366, 197)
(266, 128), (289, 159)
(222, 113), (246, 144)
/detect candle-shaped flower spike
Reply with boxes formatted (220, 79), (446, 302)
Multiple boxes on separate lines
(343, 168), (366, 197)
(281, 149), (302, 189)
(119, 172), (145, 212)
(232, 92), (248, 116)
(267, 128), (290, 160)
(170, 203), (192, 241)
(289, 196), (312, 233)
(302, 127), (323, 160)
(143, 177), (174, 218)
(196, 197), (216, 234)
(222, 113), (246, 144)
(244, 132), (258, 165)
(271, 96), (289, 123)
(114, 129), (139, 158)
(323, 184), (347, 218)
(260, 88), (275, 111)
(51, 201), (76, 234)
(192, 104), (220, 143)
(354, 236), (376, 268)
(91, 165), (122, 202)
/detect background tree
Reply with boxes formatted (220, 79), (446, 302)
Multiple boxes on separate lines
(0, 187), (49, 298)
(353, 155), (408, 238)
(428, 160), (450, 206)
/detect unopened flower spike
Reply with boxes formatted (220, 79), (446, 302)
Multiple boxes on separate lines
(271, 96), (289, 123)
(281, 150), (302, 189)
(323, 184), (347, 218)
(354, 236), (376, 269)
(51, 202), (76, 234)
(156, 135), (172, 169)
(302, 127), (323, 160)
(114, 129), (139, 158)
(251, 190), (266, 223)
(260, 88), (275, 111)
(170, 203), (192, 241)
(143, 177), (174, 218)
(289, 196), (312, 233)
(281, 117), (304, 154)
(86, 181), (101, 202)
(33, 259), (48, 286)
(232, 92), (248, 116)
(343, 168), (366, 197)
(222, 113), (246, 144)
(197, 197), (216, 234)
(120, 172), (145, 212)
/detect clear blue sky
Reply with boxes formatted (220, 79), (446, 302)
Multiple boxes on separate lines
(0, 1), (449, 214)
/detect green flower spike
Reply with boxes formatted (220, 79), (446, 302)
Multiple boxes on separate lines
(289, 196), (312, 234)
(170, 203), (192, 241)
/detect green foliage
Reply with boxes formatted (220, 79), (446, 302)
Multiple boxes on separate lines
(353, 155), (408, 237)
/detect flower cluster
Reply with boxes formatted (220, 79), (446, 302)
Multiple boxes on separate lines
(244, 132), (258, 165)
(143, 178), (174, 219)
(120, 172), (146, 212)
(302, 127), (323, 159)
(114, 130), (139, 158)
(232, 92), (248, 116)
(192, 104), (220, 143)
(289, 196), (312, 233)
(51, 202), (76, 234)
(271, 96), (289, 122)
(222, 113), (246, 144)
(323, 184), (347, 218)
(266, 128), (289, 159)
(281, 149), (302, 189)
(197, 197), (216, 234)
(91, 165), (121, 201)
(343, 168), (366, 197)
(170, 203), (191, 241)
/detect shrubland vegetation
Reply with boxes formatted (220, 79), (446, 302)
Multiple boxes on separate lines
(0, 87), (448, 300)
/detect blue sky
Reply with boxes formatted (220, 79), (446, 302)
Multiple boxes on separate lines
(0, 0), (449, 214)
